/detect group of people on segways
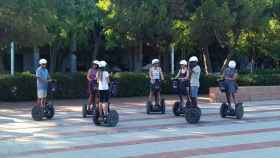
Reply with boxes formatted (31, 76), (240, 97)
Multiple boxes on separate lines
(171, 56), (202, 124)
(84, 60), (119, 127)
(32, 56), (243, 126)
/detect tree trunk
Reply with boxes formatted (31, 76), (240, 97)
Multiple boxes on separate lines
(49, 46), (56, 73)
(128, 47), (134, 71)
(220, 46), (235, 74)
(69, 33), (77, 73)
(202, 46), (213, 75)
(0, 53), (5, 73)
(134, 40), (143, 72)
(92, 35), (101, 61)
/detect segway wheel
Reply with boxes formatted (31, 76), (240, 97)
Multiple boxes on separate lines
(185, 107), (201, 124)
(32, 106), (43, 121)
(82, 104), (87, 118)
(92, 108), (100, 125)
(160, 99), (165, 114)
(172, 102), (181, 116)
(220, 103), (228, 118)
(235, 103), (244, 119)
(107, 110), (119, 127)
(45, 104), (55, 119)
(146, 101), (152, 114)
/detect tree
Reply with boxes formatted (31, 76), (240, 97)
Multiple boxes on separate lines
(110, 0), (173, 71)
(0, 0), (54, 72)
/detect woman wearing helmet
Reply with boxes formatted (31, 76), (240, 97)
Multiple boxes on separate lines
(149, 59), (164, 104)
(96, 61), (110, 121)
(86, 60), (99, 112)
(175, 60), (191, 104)
(189, 56), (201, 107)
(223, 60), (238, 108)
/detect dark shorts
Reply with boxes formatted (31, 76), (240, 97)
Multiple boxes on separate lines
(99, 90), (109, 102)
(225, 80), (238, 94)
(178, 80), (189, 96)
(150, 80), (161, 93)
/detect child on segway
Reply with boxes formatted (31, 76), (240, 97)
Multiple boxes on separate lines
(93, 61), (119, 126)
(82, 60), (99, 118)
(172, 60), (191, 116)
(146, 59), (165, 114)
(219, 60), (244, 119)
(184, 56), (201, 124)
(32, 59), (55, 121)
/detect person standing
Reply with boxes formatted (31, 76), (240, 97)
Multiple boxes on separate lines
(36, 59), (51, 107)
(189, 56), (201, 107)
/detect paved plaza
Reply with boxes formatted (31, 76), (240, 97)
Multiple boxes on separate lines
(1, 96), (280, 158)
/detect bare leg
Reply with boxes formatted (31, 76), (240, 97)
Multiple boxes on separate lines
(98, 103), (103, 117)
(88, 94), (93, 110)
(37, 98), (41, 106)
(149, 91), (153, 103)
(157, 92), (161, 105)
(40, 98), (45, 108)
(232, 93), (237, 105)
(102, 103), (109, 116)
(226, 92), (231, 106)
(191, 97), (197, 107)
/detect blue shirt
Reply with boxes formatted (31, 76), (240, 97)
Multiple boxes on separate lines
(36, 67), (49, 90)
(224, 67), (237, 79)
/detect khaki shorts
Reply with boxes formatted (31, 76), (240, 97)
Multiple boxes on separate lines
(37, 90), (47, 98)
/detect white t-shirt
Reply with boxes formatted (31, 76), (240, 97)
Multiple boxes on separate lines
(98, 71), (110, 90)
(190, 65), (201, 87)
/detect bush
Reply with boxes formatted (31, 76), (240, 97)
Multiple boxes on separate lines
(0, 72), (280, 101)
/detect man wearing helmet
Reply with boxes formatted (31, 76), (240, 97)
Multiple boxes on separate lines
(175, 60), (191, 104)
(36, 59), (51, 107)
(223, 60), (238, 107)
(87, 60), (99, 112)
(189, 56), (201, 107)
(149, 59), (164, 104)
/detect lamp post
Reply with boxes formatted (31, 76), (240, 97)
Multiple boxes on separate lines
(10, 41), (15, 76)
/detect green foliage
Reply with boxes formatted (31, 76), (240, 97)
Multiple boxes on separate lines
(2, 71), (280, 101)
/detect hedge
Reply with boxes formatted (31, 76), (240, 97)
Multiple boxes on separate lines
(0, 72), (280, 101)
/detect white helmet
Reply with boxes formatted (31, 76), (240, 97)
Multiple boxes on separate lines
(189, 56), (198, 62)
(92, 60), (99, 65)
(152, 59), (160, 64)
(180, 60), (188, 65)
(39, 59), (47, 65)
(228, 60), (237, 68)
(99, 60), (107, 68)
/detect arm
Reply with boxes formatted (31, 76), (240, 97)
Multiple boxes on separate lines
(160, 68), (165, 80)
(106, 72), (110, 84)
(185, 69), (190, 80)
(175, 70), (180, 79)
(86, 69), (92, 81)
(96, 71), (100, 83)
(149, 68), (153, 80)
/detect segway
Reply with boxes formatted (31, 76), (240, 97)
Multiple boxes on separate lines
(218, 79), (244, 119)
(32, 80), (56, 121)
(184, 105), (201, 124)
(172, 79), (191, 116)
(146, 80), (165, 114)
(82, 80), (99, 118)
(92, 103), (119, 127)
(184, 87), (201, 124)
